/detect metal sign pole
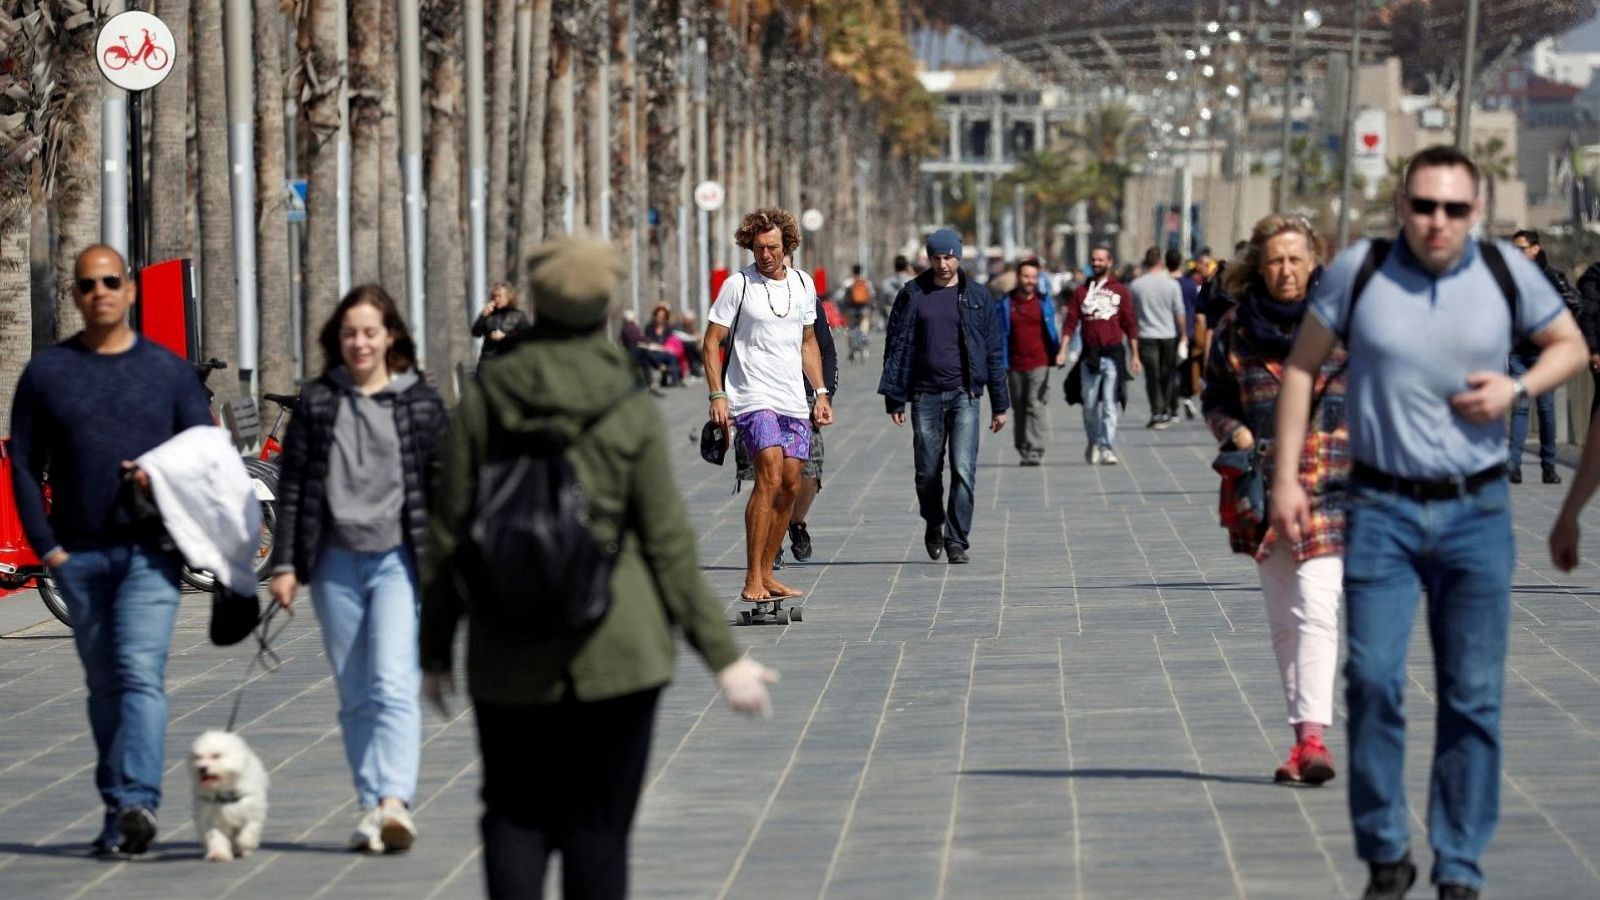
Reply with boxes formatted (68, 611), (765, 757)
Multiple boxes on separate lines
(128, 87), (146, 331)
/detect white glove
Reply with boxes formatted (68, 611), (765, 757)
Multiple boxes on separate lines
(1177, 340), (1189, 362)
(716, 656), (779, 717)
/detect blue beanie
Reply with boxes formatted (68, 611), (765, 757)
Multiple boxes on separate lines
(925, 228), (962, 260)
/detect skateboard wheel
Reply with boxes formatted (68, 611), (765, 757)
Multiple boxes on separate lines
(740, 610), (752, 625)
(775, 610), (789, 625)
(790, 606), (802, 622)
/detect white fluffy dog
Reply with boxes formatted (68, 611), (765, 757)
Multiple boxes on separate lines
(189, 730), (269, 861)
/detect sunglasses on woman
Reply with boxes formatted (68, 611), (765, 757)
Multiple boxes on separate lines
(1405, 196), (1473, 219)
(74, 275), (124, 293)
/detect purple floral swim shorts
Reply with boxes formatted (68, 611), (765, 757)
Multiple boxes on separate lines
(735, 409), (812, 462)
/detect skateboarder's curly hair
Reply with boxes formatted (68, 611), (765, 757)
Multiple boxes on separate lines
(734, 208), (801, 256)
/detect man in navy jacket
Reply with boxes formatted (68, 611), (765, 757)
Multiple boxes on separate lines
(878, 229), (1009, 563)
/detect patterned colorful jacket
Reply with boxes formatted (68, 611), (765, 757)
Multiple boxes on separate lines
(1201, 305), (1350, 562)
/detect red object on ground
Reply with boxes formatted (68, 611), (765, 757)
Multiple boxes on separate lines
(138, 258), (198, 362)
(0, 439), (44, 597)
(821, 299), (845, 329)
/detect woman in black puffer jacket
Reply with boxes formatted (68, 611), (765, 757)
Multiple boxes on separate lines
(267, 284), (448, 855)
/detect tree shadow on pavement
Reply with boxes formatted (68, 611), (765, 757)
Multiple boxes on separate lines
(962, 767), (1273, 786)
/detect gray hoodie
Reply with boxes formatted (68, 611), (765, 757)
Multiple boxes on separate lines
(325, 367), (418, 553)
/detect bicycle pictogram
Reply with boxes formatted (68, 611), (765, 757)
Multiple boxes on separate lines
(101, 28), (170, 72)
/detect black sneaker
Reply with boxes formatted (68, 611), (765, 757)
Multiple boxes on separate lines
(789, 522), (813, 562)
(1543, 465), (1562, 485)
(1507, 467), (1523, 484)
(116, 806), (157, 855)
(924, 523), (943, 560)
(946, 545), (969, 564)
(1362, 853), (1417, 900)
(1145, 416), (1161, 429)
(1438, 885), (1479, 900)
(90, 808), (121, 856)
(772, 549), (785, 570)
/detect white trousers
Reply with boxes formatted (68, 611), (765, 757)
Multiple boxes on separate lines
(1256, 541), (1342, 726)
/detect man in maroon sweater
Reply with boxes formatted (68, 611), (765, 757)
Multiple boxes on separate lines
(1057, 246), (1141, 464)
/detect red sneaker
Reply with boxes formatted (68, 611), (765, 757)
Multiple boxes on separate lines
(1298, 736), (1336, 785)
(1274, 742), (1303, 784)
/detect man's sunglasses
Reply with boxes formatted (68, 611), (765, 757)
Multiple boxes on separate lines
(1406, 196), (1473, 219)
(74, 275), (124, 293)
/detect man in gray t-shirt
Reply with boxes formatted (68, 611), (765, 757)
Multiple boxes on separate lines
(1129, 247), (1186, 426)
(1270, 146), (1587, 899)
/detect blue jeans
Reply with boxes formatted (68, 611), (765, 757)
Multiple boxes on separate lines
(310, 545), (422, 808)
(1080, 356), (1119, 449)
(53, 545), (184, 812)
(1507, 352), (1556, 469)
(1343, 479), (1514, 891)
(910, 390), (981, 551)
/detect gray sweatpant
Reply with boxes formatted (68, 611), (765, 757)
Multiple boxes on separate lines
(1007, 367), (1050, 462)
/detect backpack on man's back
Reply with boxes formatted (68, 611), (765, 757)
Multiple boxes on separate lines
(847, 278), (873, 308)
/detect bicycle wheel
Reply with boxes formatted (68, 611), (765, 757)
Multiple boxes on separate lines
(102, 47), (129, 71)
(144, 45), (170, 71)
(37, 574), (71, 628)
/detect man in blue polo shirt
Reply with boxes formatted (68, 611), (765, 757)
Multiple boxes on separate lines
(1270, 146), (1587, 900)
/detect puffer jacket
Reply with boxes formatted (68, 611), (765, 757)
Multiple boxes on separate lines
(419, 325), (742, 705)
(877, 269), (1010, 415)
(268, 371), (448, 582)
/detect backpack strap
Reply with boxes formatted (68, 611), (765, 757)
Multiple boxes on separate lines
(1476, 240), (1520, 338)
(1343, 238), (1391, 342)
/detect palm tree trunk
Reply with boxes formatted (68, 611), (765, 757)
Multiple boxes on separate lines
(543, 0), (574, 239)
(581, 0), (607, 239)
(348, 0), (382, 284)
(46, 1), (102, 340)
(195, 0), (237, 396)
(1, 0), (39, 427)
(148, 0), (191, 264)
(253, 0), (294, 398)
(301, 0), (343, 366)
(515, 0), (552, 267)
(424, 0), (465, 394)
(377, 0), (405, 308)
(487, 0), (514, 280)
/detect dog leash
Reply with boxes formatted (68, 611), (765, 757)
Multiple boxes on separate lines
(224, 604), (292, 733)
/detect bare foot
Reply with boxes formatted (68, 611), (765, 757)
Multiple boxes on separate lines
(763, 579), (803, 598)
(741, 577), (772, 601)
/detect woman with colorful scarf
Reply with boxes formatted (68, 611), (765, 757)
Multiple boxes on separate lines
(1202, 215), (1350, 785)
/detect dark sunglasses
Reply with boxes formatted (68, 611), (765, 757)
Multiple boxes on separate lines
(75, 274), (124, 293)
(1406, 196), (1473, 219)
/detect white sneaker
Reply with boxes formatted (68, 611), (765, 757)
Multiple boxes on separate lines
(349, 807), (384, 853)
(379, 804), (416, 853)
(1100, 448), (1119, 465)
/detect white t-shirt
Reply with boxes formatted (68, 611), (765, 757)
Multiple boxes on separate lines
(708, 264), (817, 419)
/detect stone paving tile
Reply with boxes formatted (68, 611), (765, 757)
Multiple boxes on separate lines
(2, 382), (1600, 898)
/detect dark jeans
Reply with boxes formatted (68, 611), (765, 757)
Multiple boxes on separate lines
(52, 546), (183, 812)
(911, 390), (981, 551)
(1507, 352), (1556, 469)
(1343, 479), (1514, 892)
(1138, 337), (1179, 417)
(476, 688), (661, 900)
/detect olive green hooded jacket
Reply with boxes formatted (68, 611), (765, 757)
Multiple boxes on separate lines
(419, 328), (742, 704)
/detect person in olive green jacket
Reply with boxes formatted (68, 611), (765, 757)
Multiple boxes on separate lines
(419, 235), (777, 900)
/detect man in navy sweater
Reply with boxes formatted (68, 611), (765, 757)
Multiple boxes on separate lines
(9, 245), (213, 855)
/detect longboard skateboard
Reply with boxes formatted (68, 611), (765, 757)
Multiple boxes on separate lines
(738, 596), (803, 625)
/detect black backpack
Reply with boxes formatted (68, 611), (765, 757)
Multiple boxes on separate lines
(457, 399), (630, 636)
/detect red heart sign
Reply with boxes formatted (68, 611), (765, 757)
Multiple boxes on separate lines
(1361, 132), (1380, 150)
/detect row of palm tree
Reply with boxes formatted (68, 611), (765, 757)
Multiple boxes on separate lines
(0, 0), (932, 423)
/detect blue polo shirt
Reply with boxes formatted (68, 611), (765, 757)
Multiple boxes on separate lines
(1309, 237), (1566, 480)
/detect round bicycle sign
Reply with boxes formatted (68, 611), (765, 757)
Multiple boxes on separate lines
(801, 208), (825, 232)
(95, 11), (176, 92)
(693, 180), (725, 212)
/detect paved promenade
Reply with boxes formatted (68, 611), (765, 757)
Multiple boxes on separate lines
(2, 375), (1598, 899)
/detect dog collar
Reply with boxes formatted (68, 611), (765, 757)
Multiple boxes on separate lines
(200, 791), (244, 804)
